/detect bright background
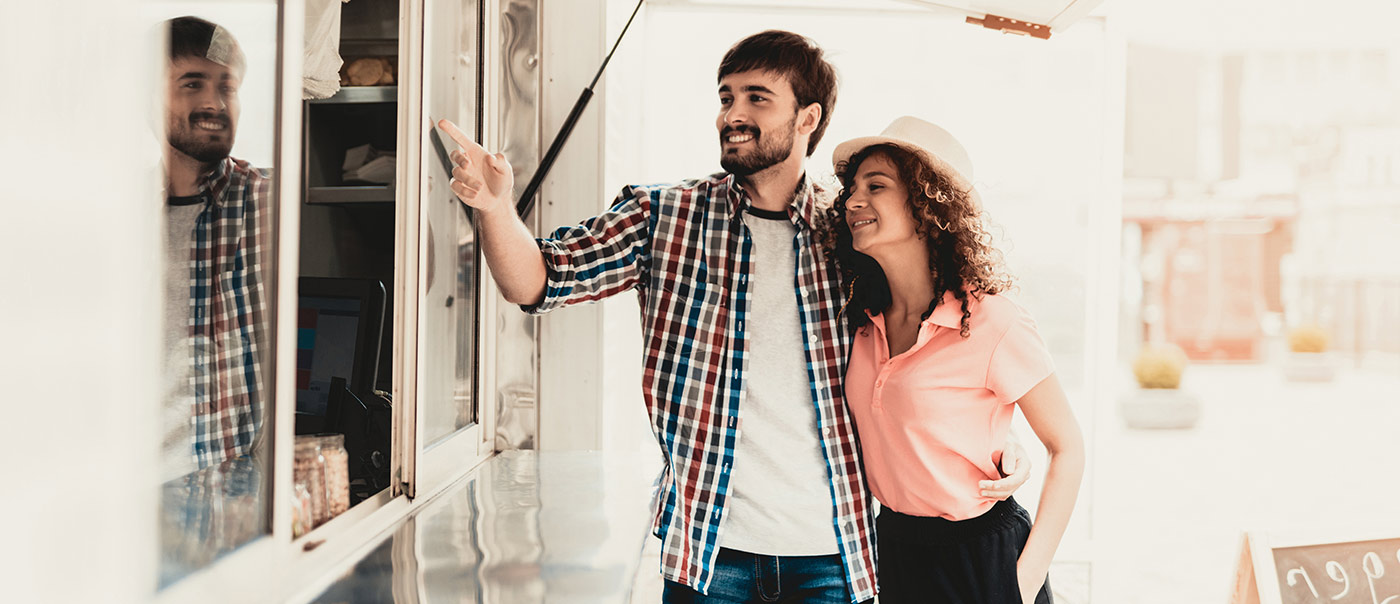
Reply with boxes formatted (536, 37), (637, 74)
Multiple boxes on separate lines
(591, 2), (1400, 602)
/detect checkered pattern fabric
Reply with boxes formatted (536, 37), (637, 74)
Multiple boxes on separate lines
(184, 157), (270, 468)
(527, 173), (876, 603)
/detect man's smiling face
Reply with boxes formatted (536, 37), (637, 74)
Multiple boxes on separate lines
(715, 69), (800, 176)
(165, 55), (240, 164)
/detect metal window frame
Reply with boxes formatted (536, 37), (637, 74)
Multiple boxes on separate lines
(157, 0), (503, 599)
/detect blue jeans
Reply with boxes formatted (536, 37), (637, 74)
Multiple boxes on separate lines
(661, 548), (853, 604)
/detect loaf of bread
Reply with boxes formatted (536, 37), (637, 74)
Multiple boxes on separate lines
(375, 57), (395, 85)
(345, 57), (384, 86)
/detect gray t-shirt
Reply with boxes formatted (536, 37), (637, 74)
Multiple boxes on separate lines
(720, 207), (840, 556)
(161, 197), (203, 482)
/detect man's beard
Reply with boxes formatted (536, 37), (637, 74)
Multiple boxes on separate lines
(168, 112), (234, 164)
(720, 115), (796, 176)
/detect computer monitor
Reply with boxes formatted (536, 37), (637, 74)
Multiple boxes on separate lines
(295, 277), (386, 433)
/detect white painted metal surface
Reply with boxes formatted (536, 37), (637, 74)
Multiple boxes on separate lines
(648, 0), (1105, 36)
(536, 0), (611, 451)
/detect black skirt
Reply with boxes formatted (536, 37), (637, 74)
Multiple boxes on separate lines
(875, 497), (1053, 604)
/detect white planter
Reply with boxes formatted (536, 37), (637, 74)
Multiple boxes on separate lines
(1283, 351), (1336, 382)
(1119, 388), (1200, 429)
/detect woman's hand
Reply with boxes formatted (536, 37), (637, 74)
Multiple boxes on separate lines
(1016, 560), (1046, 604)
(980, 438), (1032, 499)
(1019, 580), (1039, 604)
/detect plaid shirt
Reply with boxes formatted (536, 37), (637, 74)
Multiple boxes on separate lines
(528, 173), (876, 603)
(180, 157), (271, 468)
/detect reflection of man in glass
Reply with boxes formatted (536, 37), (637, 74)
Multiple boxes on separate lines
(161, 16), (269, 481)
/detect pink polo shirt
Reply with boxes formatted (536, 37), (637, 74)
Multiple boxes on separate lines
(845, 291), (1054, 521)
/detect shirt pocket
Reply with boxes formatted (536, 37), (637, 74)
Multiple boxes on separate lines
(690, 261), (724, 306)
(682, 273), (726, 354)
(656, 261), (723, 312)
(651, 263), (724, 355)
(214, 269), (254, 363)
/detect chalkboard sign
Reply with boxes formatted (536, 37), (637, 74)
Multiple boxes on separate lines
(1232, 531), (1400, 604)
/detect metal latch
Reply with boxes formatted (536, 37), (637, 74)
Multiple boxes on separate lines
(966, 14), (1052, 39)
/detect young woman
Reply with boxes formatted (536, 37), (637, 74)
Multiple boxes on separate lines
(822, 117), (1084, 603)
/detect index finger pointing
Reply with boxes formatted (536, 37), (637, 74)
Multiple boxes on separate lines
(436, 118), (485, 154)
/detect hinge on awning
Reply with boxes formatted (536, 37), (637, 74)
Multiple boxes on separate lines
(966, 14), (1052, 39)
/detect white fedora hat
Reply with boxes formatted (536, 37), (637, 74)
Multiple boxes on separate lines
(832, 116), (975, 195)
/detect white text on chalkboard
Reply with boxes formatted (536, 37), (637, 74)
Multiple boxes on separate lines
(1283, 546), (1400, 603)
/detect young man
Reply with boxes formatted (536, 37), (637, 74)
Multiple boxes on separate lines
(439, 30), (1028, 603)
(160, 16), (270, 481)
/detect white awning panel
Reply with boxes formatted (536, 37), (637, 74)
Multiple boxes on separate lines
(647, 0), (1106, 38)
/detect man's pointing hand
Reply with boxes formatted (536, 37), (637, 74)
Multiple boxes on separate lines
(437, 118), (514, 215)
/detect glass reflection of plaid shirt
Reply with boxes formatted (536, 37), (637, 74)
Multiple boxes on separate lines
(526, 173), (877, 603)
(184, 157), (270, 468)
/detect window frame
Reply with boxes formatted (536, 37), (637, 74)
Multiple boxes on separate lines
(404, 0), (496, 495)
(156, 0), (502, 600)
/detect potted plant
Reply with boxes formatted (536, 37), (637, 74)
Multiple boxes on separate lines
(1282, 324), (1335, 382)
(1120, 342), (1200, 429)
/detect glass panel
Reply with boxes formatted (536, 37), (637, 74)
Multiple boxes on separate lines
(152, 2), (279, 587)
(295, 0), (398, 521)
(421, 0), (481, 445)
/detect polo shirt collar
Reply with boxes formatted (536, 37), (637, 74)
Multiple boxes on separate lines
(926, 290), (964, 329)
(864, 290), (964, 330)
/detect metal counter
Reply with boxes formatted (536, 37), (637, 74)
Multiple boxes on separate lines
(309, 450), (662, 603)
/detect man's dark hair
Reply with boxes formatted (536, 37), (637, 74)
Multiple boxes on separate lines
(167, 16), (246, 75)
(717, 30), (837, 157)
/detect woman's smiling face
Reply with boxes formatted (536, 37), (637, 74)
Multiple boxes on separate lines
(845, 152), (918, 257)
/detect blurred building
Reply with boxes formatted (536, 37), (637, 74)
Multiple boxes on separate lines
(1121, 44), (1400, 363)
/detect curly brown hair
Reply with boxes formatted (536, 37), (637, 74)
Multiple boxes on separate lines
(817, 143), (1014, 337)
